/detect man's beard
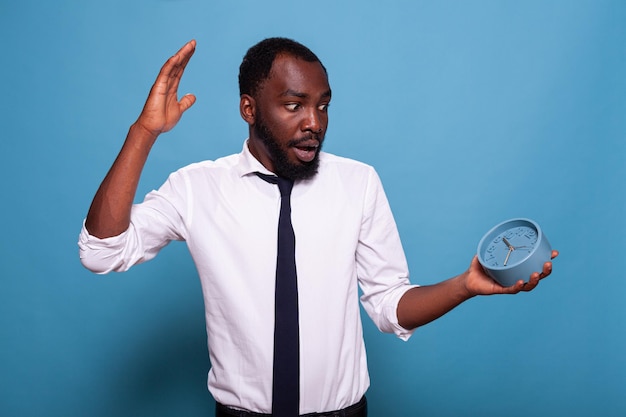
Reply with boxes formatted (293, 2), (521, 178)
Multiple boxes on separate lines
(254, 115), (323, 181)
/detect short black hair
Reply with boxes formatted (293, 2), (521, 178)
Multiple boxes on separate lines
(238, 37), (326, 97)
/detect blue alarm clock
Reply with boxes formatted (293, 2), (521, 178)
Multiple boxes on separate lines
(477, 218), (552, 287)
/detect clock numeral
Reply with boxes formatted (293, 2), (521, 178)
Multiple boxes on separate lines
(524, 233), (538, 245)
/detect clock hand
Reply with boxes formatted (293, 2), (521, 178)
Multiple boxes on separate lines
(503, 247), (513, 266)
(505, 238), (530, 250)
(502, 237), (516, 266)
(502, 237), (515, 250)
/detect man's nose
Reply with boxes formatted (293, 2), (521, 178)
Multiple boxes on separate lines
(301, 108), (324, 134)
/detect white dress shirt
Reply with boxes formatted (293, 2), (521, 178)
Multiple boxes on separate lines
(78, 141), (417, 414)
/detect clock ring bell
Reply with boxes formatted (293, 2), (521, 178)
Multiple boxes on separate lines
(477, 218), (552, 287)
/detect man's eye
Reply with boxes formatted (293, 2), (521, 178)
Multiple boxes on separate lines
(318, 103), (330, 112)
(285, 103), (300, 111)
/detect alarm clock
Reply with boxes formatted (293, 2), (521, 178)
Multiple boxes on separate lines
(477, 218), (552, 287)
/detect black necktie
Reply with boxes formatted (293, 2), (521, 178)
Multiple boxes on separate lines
(256, 173), (299, 417)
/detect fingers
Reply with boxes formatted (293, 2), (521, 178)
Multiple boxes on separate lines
(154, 40), (196, 92)
(166, 40), (197, 70)
(170, 40), (197, 78)
(156, 41), (196, 111)
(177, 39), (196, 68)
(498, 280), (525, 294)
(522, 273), (541, 292)
(541, 261), (553, 277)
(517, 262), (552, 293)
(479, 251), (558, 296)
(501, 278), (536, 294)
(164, 40), (197, 92)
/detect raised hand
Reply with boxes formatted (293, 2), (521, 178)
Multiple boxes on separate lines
(85, 41), (198, 239)
(135, 40), (197, 138)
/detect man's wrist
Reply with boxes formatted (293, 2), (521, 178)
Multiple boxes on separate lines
(455, 271), (477, 301)
(128, 122), (159, 150)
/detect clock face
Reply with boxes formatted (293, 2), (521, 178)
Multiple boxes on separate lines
(477, 218), (552, 287)
(481, 225), (539, 268)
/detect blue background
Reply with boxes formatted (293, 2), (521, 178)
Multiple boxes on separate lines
(2, 1), (625, 416)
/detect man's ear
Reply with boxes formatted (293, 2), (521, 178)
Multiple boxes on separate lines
(240, 94), (256, 125)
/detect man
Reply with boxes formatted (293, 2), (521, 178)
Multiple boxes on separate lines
(79, 38), (556, 417)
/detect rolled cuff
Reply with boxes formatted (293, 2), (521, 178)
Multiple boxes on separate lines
(77, 221), (132, 274)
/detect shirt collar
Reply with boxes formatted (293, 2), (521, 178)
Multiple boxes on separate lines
(236, 139), (325, 185)
(236, 139), (275, 178)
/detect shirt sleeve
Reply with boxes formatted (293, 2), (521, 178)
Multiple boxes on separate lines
(356, 168), (418, 341)
(78, 173), (188, 274)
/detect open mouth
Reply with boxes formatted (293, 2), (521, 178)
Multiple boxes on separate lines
(293, 145), (318, 162)
(291, 139), (320, 163)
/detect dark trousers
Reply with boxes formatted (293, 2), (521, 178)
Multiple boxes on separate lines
(215, 396), (367, 417)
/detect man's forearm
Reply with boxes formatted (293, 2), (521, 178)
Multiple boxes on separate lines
(397, 273), (474, 330)
(84, 123), (158, 239)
